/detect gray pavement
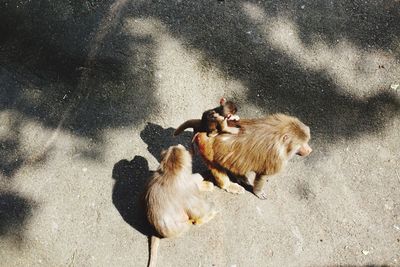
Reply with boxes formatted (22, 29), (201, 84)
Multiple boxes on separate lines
(0, 0), (399, 266)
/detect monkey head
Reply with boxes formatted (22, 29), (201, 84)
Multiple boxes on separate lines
(159, 144), (192, 174)
(219, 97), (238, 117)
(281, 118), (312, 159)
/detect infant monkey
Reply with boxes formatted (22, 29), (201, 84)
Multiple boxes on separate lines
(174, 97), (240, 138)
(145, 145), (216, 267)
(202, 97), (240, 137)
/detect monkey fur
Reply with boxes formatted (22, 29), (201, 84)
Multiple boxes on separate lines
(194, 113), (312, 199)
(145, 145), (216, 267)
(174, 98), (240, 137)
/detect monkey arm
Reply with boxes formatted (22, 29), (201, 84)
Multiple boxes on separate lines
(212, 112), (241, 135)
(228, 114), (240, 121)
(191, 173), (214, 192)
(193, 133), (214, 162)
(219, 118), (240, 134)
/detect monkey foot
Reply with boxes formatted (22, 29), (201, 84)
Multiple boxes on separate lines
(254, 190), (268, 200)
(200, 181), (214, 192)
(225, 182), (245, 194)
(192, 210), (217, 226)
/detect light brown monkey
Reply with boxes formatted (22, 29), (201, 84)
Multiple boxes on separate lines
(174, 98), (240, 137)
(145, 145), (216, 267)
(194, 113), (312, 199)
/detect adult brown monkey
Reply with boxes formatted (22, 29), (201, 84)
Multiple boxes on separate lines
(194, 113), (312, 199)
(145, 145), (216, 267)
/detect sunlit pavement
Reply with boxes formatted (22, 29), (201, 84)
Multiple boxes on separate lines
(0, 1), (399, 266)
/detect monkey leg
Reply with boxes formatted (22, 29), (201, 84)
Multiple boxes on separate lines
(194, 132), (214, 162)
(219, 118), (240, 135)
(160, 219), (192, 238)
(253, 174), (268, 200)
(191, 173), (214, 192)
(188, 201), (217, 226)
(243, 171), (256, 185)
(208, 130), (218, 137)
(195, 133), (243, 194)
(209, 165), (245, 194)
(193, 209), (217, 226)
(221, 127), (240, 135)
(173, 222), (193, 238)
(200, 181), (214, 192)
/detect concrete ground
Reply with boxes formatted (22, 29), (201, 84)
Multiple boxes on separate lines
(0, 0), (399, 266)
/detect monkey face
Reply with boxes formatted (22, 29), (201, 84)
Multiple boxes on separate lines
(284, 140), (312, 160)
(296, 143), (312, 156)
(223, 102), (237, 117)
(283, 124), (312, 159)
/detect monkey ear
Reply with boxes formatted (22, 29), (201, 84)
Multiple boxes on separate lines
(158, 162), (165, 173)
(283, 134), (289, 142)
(220, 97), (226, 105)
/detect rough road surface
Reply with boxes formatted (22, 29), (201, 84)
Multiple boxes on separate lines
(0, 0), (399, 266)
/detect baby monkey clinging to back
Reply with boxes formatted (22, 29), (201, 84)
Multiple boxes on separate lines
(202, 97), (240, 136)
(174, 97), (240, 137)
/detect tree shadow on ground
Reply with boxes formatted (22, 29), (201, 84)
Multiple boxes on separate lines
(0, 191), (38, 247)
(0, 113), (49, 179)
(0, 139), (24, 178)
(0, 0), (158, 166)
(262, 1), (400, 55)
(1, 0), (398, 173)
(0, 0), (159, 242)
(326, 265), (390, 267)
(127, 0), (399, 144)
(1, 0), (399, 249)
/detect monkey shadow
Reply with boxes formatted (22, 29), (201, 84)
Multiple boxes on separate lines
(140, 122), (208, 176)
(111, 156), (156, 236)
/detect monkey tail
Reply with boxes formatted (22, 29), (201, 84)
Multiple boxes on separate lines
(148, 235), (160, 267)
(173, 119), (202, 136)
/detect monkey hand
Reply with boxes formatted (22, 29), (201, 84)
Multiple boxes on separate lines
(227, 114), (240, 121)
(225, 182), (245, 194)
(200, 181), (214, 192)
(214, 114), (225, 122)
